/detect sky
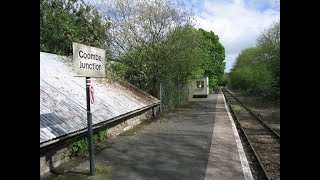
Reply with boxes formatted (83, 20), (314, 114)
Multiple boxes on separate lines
(86, 0), (280, 73)
(182, 0), (280, 72)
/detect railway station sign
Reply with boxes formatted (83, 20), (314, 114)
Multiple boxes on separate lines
(73, 42), (106, 77)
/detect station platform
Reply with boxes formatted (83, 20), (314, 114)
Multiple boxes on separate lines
(42, 93), (253, 180)
(199, 93), (253, 180)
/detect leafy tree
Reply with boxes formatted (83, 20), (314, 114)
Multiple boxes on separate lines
(257, 20), (280, 97)
(100, 0), (193, 96)
(218, 74), (229, 86)
(229, 20), (280, 98)
(41, 0), (226, 108)
(196, 29), (226, 90)
(40, 0), (110, 55)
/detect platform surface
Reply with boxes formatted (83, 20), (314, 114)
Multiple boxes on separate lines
(42, 93), (252, 180)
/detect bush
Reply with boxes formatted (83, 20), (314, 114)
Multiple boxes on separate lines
(218, 74), (229, 86)
(229, 65), (275, 98)
(69, 129), (108, 157)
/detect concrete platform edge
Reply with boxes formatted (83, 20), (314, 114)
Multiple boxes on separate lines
(221, 93), (254, 180)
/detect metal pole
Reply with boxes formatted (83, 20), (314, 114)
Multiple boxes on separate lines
(86, 77), (95, 175)
(159, 83), (162, 113)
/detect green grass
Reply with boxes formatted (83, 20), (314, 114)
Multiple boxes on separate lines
(230, 104), (241, 111)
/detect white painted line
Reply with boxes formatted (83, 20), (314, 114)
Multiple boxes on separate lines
(222, 93), (254, 180)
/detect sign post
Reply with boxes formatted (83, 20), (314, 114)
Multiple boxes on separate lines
(73, 42), (106, 176)
(86, 77), (94, 175)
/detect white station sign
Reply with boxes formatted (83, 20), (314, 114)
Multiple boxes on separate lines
(73, 42), (106, 77)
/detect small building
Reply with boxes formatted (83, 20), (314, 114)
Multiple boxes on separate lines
(191, 77), (209, 98)
(40, 52), (160, 176)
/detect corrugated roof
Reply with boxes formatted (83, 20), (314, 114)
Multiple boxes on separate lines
(40, 52), (160, 144)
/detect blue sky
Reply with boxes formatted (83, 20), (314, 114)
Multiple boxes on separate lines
(86, 0), (280, 73)
(182, 0), (280, 72)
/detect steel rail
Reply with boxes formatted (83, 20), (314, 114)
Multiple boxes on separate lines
(223, 87), (280, 138)
(222, 88), (278, 180)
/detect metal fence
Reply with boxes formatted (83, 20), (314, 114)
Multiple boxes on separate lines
(160, 82), (190, 112)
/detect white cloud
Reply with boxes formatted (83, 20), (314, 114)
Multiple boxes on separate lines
(225, 53), (238, 72)
(194, 0), (279, 72)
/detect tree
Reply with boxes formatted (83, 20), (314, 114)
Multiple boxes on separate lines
(100, 0), (193, 96)
(229, 20), (280, 98)
(257, 20), (280, 97)
(197, 29), (226, 90)
(40, 0), (111, 56)
(99, 0), (226, 107)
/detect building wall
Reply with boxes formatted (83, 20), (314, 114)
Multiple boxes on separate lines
(40, 105), (160, 177)
(192, 77), (209, 96)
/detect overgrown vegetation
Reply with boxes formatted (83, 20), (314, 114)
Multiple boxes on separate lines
(218, 74), (229, 86)
(40, 0), (111, 55)
(99, 0), (225, 109)
(229, 20), (280, 99)
(40, 0), (226, 110)
(69, 129), (108, 157)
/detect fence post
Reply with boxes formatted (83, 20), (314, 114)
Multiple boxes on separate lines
(159, 83), (162, 113)
(178, 84), (181, 105)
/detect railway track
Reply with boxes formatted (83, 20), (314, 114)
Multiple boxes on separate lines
(222, 87), (280, 180)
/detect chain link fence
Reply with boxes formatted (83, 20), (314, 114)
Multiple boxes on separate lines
(159, 82), (191, 112)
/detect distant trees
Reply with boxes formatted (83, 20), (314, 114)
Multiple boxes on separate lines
(257, 21), (280, 97)
(197, 29), (226, 90)
(218, 73), (229, 86)
(229, 20), (280, 98)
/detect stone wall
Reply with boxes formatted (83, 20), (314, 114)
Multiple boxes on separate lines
(40, 105), (160, 176)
